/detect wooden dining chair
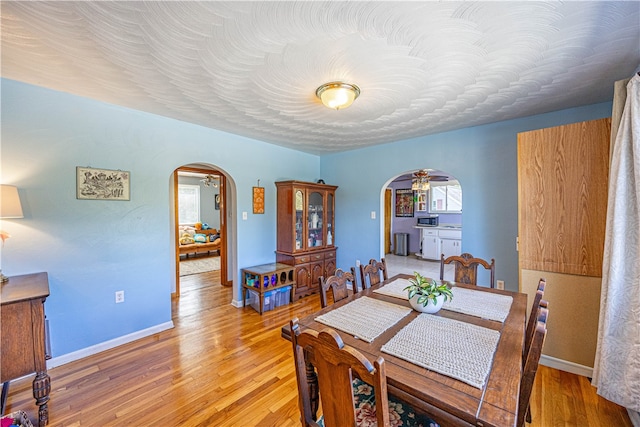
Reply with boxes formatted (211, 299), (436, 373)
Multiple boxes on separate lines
(517, 306), (548, 427)
(440, 252), (496, 288)
(319, 268), (357, 308)
(290, 318), (391, 427)
(359, 258), (388, 290)
(524, 279), (546, 358)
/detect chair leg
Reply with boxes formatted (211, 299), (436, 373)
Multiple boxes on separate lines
(525, 402), (532, 423)
(1, 381), (9, 416)
(305, 360), (319, 421)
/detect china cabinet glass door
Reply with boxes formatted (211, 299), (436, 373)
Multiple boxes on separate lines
(327, 193), (334, 246)
(307, 191), (323, 248)
(295, 190), (304, 251)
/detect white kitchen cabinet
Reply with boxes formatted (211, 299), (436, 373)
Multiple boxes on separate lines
(420, 228), (439, 260)
(416, 227), (462, 260)
(439, 229), (462, 259)
(440, 238), (461, 258)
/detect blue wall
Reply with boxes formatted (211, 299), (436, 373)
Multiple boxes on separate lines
(321, 103), (612, 290)
(1, 79), (319, 358)
(1, 78), (612, 362)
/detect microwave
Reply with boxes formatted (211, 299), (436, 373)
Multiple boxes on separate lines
(417, 215), (439, 226)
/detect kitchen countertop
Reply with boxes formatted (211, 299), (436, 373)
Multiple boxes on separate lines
(413, 224), (462, 230)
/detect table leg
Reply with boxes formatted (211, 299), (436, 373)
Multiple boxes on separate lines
(33, 371), (50, 426)
(259, 292), (264, 314)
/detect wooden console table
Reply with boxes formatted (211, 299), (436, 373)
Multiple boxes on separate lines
(1, 272), (51, 426)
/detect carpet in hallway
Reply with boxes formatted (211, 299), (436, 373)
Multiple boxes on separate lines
(180, 257), (220, 276)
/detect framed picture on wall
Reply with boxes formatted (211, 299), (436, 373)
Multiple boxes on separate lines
(76, 166), (130, 200)
(395, 189), (414, 217)
(253, 186), (265, 214)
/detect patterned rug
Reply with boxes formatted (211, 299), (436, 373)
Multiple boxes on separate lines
(180, 256), (220, 276)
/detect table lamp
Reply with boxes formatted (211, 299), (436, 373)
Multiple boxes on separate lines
(1, 185), (24, 283)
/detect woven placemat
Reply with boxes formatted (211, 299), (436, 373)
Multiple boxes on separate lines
(314, 296), (412, 343)
(381, 314), (500, 388)
(373, 278), (412, 299)
(443, 287), (513, 322)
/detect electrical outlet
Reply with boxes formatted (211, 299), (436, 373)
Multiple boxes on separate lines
(496, 280), (505, 290)
(355, 259), (361, 267)
(115, 290), (125, 303)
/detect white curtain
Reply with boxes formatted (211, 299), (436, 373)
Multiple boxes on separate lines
(592, 73), (640, 417)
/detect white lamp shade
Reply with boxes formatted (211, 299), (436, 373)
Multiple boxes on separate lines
(1, 185), (24, 218)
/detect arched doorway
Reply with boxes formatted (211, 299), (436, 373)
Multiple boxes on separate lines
(383, 168), (462, 280)
(173, 165), (230, 298)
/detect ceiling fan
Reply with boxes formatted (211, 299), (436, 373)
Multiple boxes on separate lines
(396, 169), (448, 191)
(200, 174), (218, 188)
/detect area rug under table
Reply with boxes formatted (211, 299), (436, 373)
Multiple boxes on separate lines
(179, 256), (220, 276)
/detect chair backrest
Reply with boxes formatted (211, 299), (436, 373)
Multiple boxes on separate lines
(290, 318), (390, 427)
(359, 258), (389, 290)
(440, 252), (496, 288)
(517, 307), (548, 427)
(319, 268), (357, 308)
(524, 279), (546, 358)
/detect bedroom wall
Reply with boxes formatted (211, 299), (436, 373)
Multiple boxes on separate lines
(177, 175), (220, 229)
(1, 79), (319, 360)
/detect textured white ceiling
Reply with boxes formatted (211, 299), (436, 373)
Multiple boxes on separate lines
(2, 1), (639, 154)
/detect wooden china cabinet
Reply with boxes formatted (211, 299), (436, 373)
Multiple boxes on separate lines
(275, 181), (337, 300)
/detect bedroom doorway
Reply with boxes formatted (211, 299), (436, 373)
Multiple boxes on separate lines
(173, 166), (228, 297)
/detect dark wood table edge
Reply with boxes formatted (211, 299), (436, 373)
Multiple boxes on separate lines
(280, 274), (525, 427)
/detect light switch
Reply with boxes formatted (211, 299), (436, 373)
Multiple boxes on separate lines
(371, 211), (376, 219)
(242, 211), (248, 220)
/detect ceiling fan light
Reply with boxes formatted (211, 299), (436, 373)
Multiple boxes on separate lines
(201, 174), (218, 188)
(412, 179), (430, 192)
(316, 82), (360, 110)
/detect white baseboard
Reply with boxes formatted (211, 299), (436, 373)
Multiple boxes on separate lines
(628, 409), (640, 427)
(231, 298), (243, 308)
(540, 354), (593, 378)
(47, 321), (174, 369)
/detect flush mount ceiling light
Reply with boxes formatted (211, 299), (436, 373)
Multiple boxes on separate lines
(316, 82), (360, 110)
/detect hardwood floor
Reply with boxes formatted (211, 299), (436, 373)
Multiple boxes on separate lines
(4, 271), (632, 426)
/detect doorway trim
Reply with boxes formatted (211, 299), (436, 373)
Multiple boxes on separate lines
(380, 168), (461, 260)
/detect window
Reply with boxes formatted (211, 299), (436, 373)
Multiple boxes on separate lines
(178, 184), (200, 224)
(429, 181), (462, 213)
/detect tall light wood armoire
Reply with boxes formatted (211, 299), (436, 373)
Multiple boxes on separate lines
(518, 117), (610, 374)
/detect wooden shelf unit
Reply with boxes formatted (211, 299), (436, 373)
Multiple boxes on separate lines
(242, 263), (295, 314)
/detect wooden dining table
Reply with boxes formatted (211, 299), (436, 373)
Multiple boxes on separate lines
(281, 274), (527, 427)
